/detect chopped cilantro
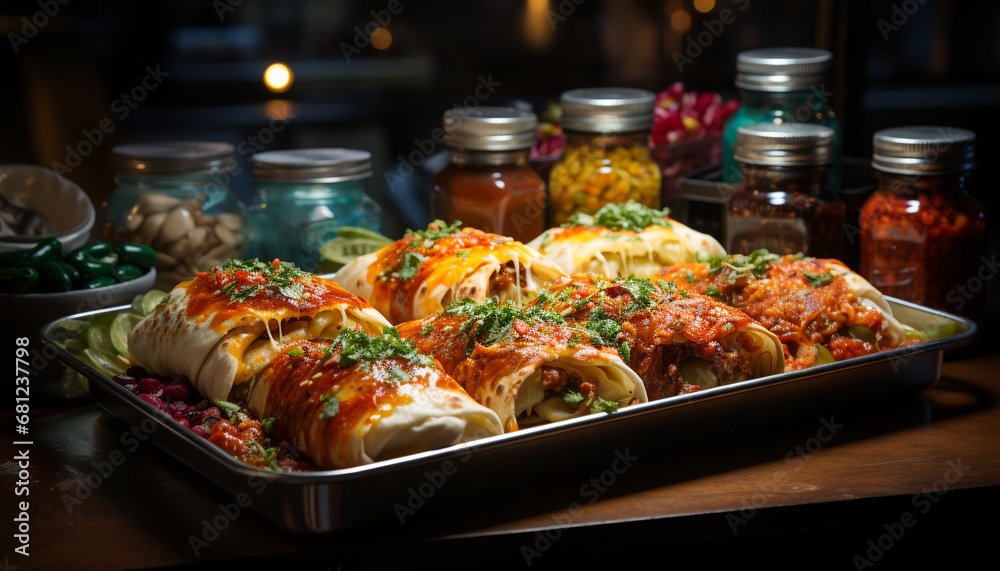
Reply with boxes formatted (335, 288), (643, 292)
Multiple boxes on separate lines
(619, 340), (631, 363)
(562, 200), (671, 233)
(420, 323), (435, 335)
(562, 389), (585, 407)
(333, 327), (434, 370)
(396, 252), (426, 280)
(455, 251), (470, 258)
(590, 397), (619, 414)
(801, 269), (835, 288)
(699, 249), (779, 285)
(261, 417), (276, 432)
(568, 333), (582, 347)
(318, 392), (340, 419)
(658, 279), (677, 294)
(406, 219), (463, 241)
(218, 258), (309, 303)
(703, 285), (726, 301)
(685, 269), (697, 284)
(443, 297), (566, 352)
(287, 348), (305, 357)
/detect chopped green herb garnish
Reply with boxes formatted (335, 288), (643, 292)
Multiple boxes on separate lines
(562, 389), (585, 407)
(590, 396), (619, 414)
(217, 258), (309, 303)
(333, 327), (435, 370)
(287, 348), (305, 357)
(261, 417), (276, 432)
(801, 269), (836, 288)
(318, 392), (340, 419)
(405, 219), (463, 241)
(420, 323), (435, 335)
(658, 279), (677, 294)
(562, 200), (671, 233)
(619, 340), (631, 363)
(568, 333), (582, 347)
(443, 297), (566, 353)
(703, 285), (726, 301)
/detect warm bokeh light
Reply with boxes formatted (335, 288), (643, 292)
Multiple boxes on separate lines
(264, 63), (292, 93)
(524, 0), (552, 50)
(670, 10), (692, 32)
(265, 99), (294, 121)
(694, 0), (715, 13)
(371, 27), (392, 50)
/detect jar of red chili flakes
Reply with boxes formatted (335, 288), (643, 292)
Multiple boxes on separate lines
(860, 126), (986, 318)
(724, 122), (845, 259)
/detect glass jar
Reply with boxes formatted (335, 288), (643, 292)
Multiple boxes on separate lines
(102, 141), (245, 291)
(431, 107), (546, 242)
(860, 127), (986, 318)
(722, 48), (842, 187)
(548, 87), (661, 226)
(725, 123), (845, 259)
(246, 148), (382, 273)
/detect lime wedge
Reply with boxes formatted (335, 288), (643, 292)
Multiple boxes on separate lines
(815, 344), (835, 366)
(79, 347), (128, 378)
(85, 323), (114, 354)
(140, 289), (168, 315)
(110, 311), (143, 357)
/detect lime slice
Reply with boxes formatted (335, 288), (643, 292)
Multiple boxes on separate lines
(110, 311), (143, 357)
(58, 318), (90, 333)
(79, 347), (128, 378)
(335, 226), (393, 241)
(85, 323), (114, 354)
(90, 311), (117, 329)
(63, 337), (88, 355)
(319, 236), (391, 267)
(140, 289), (168, 315)
(130, 293), (145, 315)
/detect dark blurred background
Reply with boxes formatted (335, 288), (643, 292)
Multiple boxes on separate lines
(2, 0), (998, 242)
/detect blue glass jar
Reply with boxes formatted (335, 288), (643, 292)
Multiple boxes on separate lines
(103, 141), (245, 291)
(247, 149), (382, 273)
(722, 48), (842, 187)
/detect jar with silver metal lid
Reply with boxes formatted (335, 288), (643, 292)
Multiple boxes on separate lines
(722, 47), (842, 187)
(102, 141), (246, 291)
(724, 123), (845, 258)
(860, 126), (985, 317)
(547, 87), (661, 226)
(246, 148), (382, 273)
(430, 106), (546, 242)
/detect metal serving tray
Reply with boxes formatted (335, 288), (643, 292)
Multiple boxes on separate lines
(40, 297), (976, 533)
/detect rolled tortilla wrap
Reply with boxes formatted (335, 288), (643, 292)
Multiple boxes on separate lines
(527, 274), (784, 399)
(527, 200), (725, 278)
(397, 297), (647, 431)
(245, 335), (503, 469)
(128, 259), (390, 402)
(334, 221), (566, 325)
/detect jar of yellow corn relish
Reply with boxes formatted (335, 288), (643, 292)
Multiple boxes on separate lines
(547, 88), (661, 226)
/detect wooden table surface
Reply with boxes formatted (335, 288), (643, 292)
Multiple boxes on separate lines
(4, 342), (999, 570)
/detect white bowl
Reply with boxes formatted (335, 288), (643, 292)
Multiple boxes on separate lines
(0, 164), (95, 253)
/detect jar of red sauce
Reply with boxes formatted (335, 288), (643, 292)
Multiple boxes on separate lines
(724, 122), (845, 259)
(431, 107), (546, 242)
(860, 126), (986, 318)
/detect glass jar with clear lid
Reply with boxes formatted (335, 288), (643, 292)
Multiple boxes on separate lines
(102, 141), (245, 291)
(246, 148), (382, 273)
(724, 123), (845, 259)
(860, 126), (986, 318)
(431, 107), (547, 243)
(548, 87), (661, 226)
(722, 47), (842, 187)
